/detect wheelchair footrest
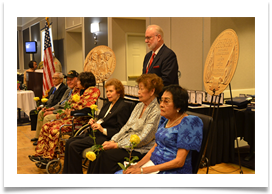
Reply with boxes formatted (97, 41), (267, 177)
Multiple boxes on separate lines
(35, 162), (46, 169)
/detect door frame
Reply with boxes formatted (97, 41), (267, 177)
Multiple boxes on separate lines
(125, 32), (145, 85)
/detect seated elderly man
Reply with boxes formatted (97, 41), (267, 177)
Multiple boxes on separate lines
(30, 72), (68, 145)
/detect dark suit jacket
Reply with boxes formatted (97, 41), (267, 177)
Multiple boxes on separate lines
(142, 44), (179, 86)
(46, 83), (67, 108)
(71, 98), (133, 140)
(98, 98), (133, 139)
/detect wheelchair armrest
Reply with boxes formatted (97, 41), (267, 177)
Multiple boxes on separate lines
(72, 112), (90, 117)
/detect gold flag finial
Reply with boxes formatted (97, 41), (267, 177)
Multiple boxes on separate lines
(45, 17), (50, 27)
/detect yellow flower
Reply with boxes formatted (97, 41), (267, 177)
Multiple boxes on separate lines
(86, 151), (96, 161)
(72, 94), (80, 102)
(90, 104), (98, 111)
(41, 98), (48, 103)
(130, 134), (140, 145)
(33, 97), (40, 101)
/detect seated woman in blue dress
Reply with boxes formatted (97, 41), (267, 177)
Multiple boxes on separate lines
(117, 85), (203, 174)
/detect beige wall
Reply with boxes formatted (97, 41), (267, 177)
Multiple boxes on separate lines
(110, 18), (146, 82)
(65, 32), (83, 74)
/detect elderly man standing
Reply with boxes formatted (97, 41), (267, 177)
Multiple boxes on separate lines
(30, 72), (68, 145)
(142, 24), (179, 87)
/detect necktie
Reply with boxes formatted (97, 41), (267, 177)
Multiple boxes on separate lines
(52, 87), (56, 94)
(60, 89), (72, 105)
(146, 53), (156, 73)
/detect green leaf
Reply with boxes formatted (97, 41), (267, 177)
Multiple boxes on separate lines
(89, 135), (96, 141)
(118, 163), (126, 171)
(57, 110), (63, 114)
(124, 157), (129, 162)
(130, 156), (139, 163)
(64, 101), (71, 110)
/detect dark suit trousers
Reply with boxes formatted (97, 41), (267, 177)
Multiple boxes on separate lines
(62, 132), (108, 174)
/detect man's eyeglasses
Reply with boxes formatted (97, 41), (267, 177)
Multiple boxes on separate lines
(145, 34), (158, 41)
(52, 77), (60, 79)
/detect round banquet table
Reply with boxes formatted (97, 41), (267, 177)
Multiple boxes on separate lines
(17, 90), (36, 117)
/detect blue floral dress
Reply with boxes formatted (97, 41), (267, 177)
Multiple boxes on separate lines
(150, 115), (203, 174)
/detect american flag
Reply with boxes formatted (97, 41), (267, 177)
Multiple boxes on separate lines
(42, 21), (55, 97)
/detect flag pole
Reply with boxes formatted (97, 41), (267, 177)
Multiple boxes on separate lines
(45, 17), (50, 27)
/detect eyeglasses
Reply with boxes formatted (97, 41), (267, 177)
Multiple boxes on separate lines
(145, 34), (158, 41)
(159, 98), (173, 106)
(52, 77), (60, 79)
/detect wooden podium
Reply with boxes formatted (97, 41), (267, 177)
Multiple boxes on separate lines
(27, 71), (43, 99)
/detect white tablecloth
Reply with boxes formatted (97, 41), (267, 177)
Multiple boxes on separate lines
(17, 90), (37, 117)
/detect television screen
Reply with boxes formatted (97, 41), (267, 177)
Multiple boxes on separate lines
(25, 41), (37, 53)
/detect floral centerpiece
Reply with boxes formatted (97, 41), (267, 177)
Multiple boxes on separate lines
(117, 134), (140, 170)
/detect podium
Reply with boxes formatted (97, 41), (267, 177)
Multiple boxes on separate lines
(27, 71), (43, 99)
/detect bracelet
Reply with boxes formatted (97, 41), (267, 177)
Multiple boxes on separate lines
(141, 167), (143, 174)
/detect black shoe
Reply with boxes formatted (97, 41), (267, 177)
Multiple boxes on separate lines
(28, 155), (43, 162)
(33, 141), (38, 146)
(31, 138), (38, 142)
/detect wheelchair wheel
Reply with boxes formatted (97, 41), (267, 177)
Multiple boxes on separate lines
(46, 160), (62, 174)
(74, 124), (90, 137)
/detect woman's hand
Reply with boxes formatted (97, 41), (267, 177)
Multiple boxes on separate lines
(123, 166), (141, 174)
(88, 118), (95, 125)
(65, 109), (71, 117)
(91, 122), (103, 132)
(102, 141), (118, 150)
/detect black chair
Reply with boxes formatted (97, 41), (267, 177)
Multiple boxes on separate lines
(187, 111), (213, 174)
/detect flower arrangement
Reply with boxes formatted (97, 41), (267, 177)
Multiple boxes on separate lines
(86, 104), (104, 161)
(117, 134), (140, 170)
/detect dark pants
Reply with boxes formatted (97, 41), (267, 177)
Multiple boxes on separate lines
(62, 133), (108, 174)
(87, 148), (146, 174)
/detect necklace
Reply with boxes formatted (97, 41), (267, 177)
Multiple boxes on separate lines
(166, 113), (186, 128)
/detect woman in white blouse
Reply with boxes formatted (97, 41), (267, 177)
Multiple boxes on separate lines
(87, 73), (164, 174)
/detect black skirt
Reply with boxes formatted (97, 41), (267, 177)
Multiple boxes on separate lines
(87, 148), (146, 174)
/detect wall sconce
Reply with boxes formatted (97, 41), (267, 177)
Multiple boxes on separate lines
(91, 23), (100, 45)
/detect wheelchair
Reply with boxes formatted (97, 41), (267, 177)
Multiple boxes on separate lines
(34, 113), (92, 174)
(35, 98), (137, 173)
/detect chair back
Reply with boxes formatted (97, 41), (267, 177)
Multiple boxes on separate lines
(124, 100), (136, 114)
(186, 111), (213, 174)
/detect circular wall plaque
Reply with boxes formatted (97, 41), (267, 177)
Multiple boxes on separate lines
(84, 45), (116, 83)
(203, 29), (239, 96)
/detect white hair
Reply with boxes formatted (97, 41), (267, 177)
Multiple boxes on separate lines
(55, 72), (64, 79)
(147, 24), (164, 39)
